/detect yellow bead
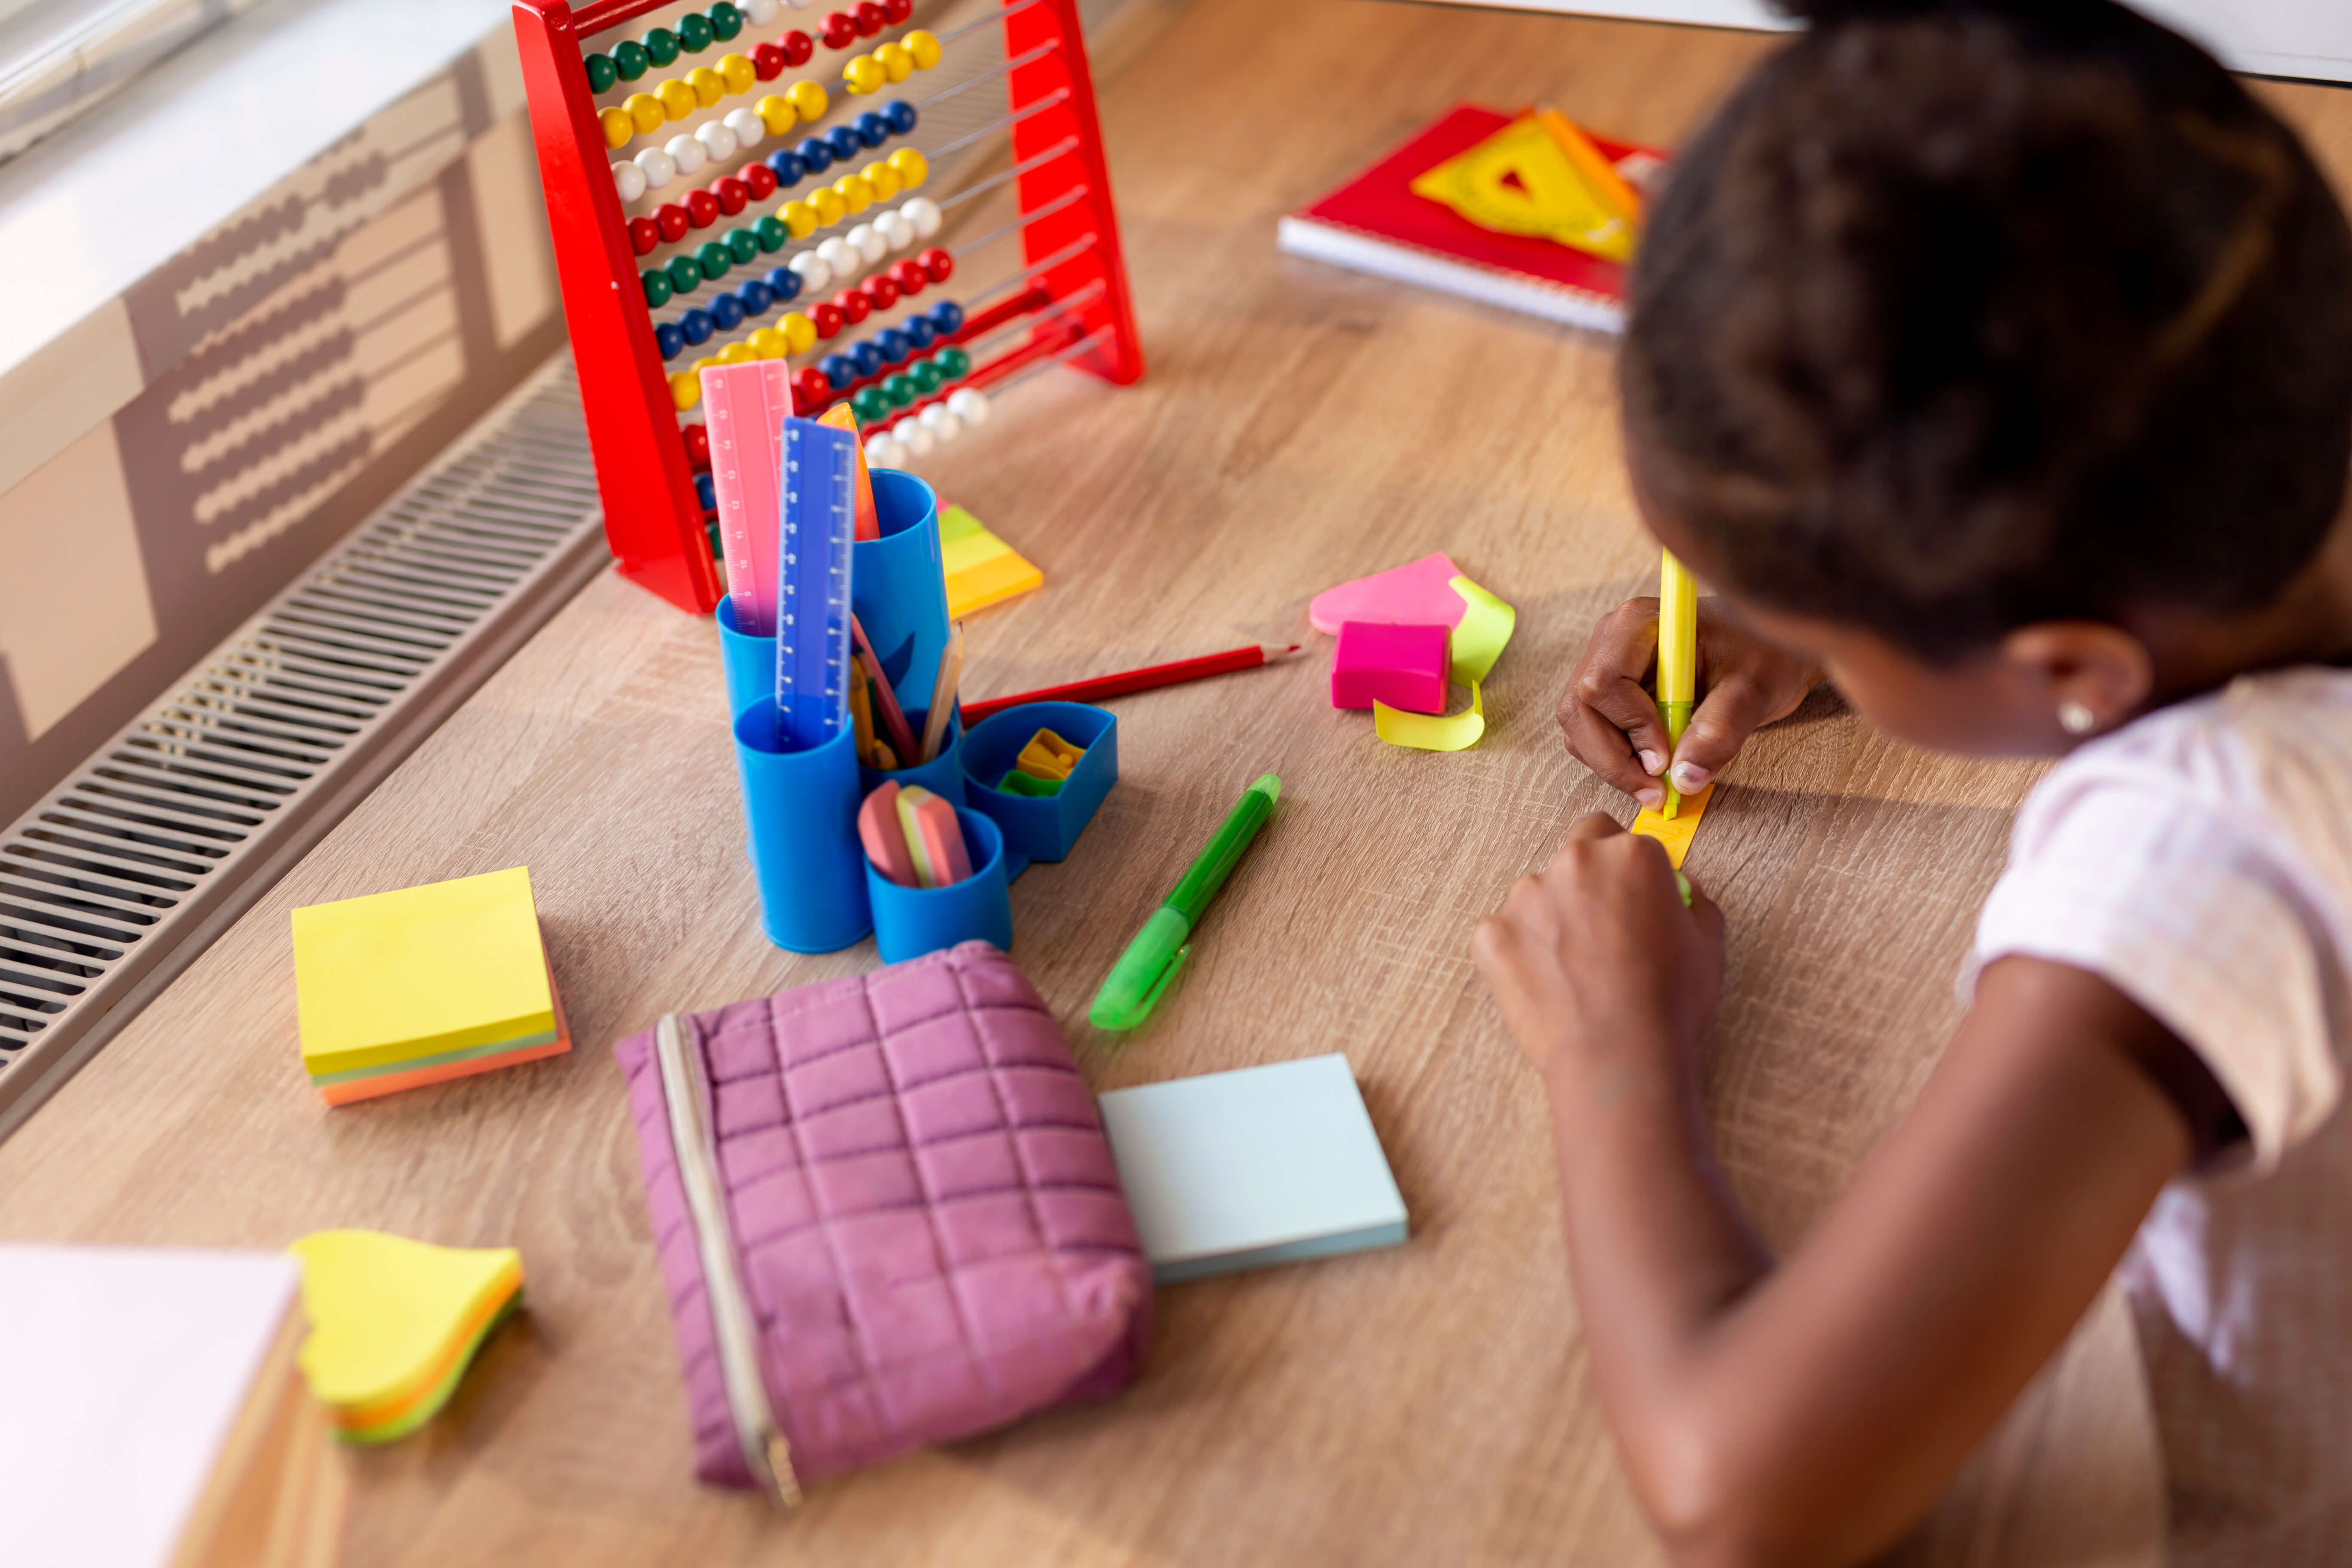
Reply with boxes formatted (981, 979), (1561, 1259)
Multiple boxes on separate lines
(720, 52), (756, 95)
(842, 53), (884, 94)
(692, 356), (718, 371)
(787, 79), (827, 122)
(888, 146), (928, 188)
(862, 160), (901, 201)
(658, 78), (697, 121)
(783, 199), (819, 237)
(876, 42), (913, 83)
(810, 186), (846, 225)
(600, 105), (635, 149)
(904, 30), (940, 69)
(626, 92), (666, 134)
(751, 327), (790, 358)
(720, 340), (757, 363)
(833, 174), (873, 214)
(689, 66), (725, 106)
(756, 94), (795, 135)
(782, 312), (817, 354)
(670, 371), (701, 411)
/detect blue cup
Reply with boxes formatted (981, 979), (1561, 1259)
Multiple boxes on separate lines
(716, 594), (771, 721)
(960, 701), (1118, 876)
(866, 807), (1012, 963)
(859, 706), (965, 805)
(851, 470), (951, 717)
(734, 701), (872, 953)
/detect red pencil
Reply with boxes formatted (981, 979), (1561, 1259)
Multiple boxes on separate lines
(961, 644), (1301, 725)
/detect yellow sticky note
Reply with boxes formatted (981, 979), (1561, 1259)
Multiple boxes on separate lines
(291, 867), (553, 1078)
(939, 503), (1042, 618)
(1375, 680), (1485, 751)
(1630, 782), (1714, 869)
(1447, 576), (1515, 684)
(289, 1230), (522, 1440)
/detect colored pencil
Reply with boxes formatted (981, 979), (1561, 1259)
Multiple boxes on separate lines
(961, 644), (1301, 725)
(849, 615), (918, 765)
(919, 622), (965, 764)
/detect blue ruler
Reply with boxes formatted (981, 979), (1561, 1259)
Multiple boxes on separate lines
(775, 416), (858, 750)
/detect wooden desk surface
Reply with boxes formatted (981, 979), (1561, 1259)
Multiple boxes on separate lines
(9, 2), (2350, 1562)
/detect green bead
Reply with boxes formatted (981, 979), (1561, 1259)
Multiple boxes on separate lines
(708, 2), (742, 40)
(936, 346), (971, 378)
(851, 386), (891, 422)
(643, 26), (679, 66)
(667, 254), (703, 294)
(754, 214), (789, 252)
(882, 374), (917, 409)
(910, 361), (944, 393)
(612, 40), (649, 80)
(677, 12), (713, 52)
(585, 52), (619, 92)
(724, 228), (760, 265)
(697, 242), (732, 281)
(641, 269), (672, 308)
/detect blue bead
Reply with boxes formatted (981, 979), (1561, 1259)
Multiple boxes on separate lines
(928, 300), (964, 334)
(695, 472), (717, 511)
(710, 293), (744, 330)
(902, 316), (935, 349)
(854, 111), (889, 148)
(680, 308), (715, 345)
(797, 136), (833, 174)
(825, 125), (862, 161)
(851, 341), (886, 377)
(655, 321), (686, 360)
(764, 265), (801, 301)
(821, 353), (858, 390)
(876, 328), (910, 364)
(764, 148), (805, 186)
(737, 279), (772, 315)
(882, 99), (916, 134)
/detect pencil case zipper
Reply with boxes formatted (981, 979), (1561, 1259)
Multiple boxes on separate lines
(653, 1012), (802, 1506)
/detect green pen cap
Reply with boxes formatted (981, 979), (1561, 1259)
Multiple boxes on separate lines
(1089, 907), (1192, 1032)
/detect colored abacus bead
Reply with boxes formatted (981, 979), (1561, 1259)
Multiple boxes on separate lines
(873, 209), (913, 251)
(810, 300), (845, 337)
(781, 29), (813, 66)
(695, 118), (736, 161)
(842, 54), (884, 93)
(751, 325), (791, 357)
(659, 77), (698, 120)
(600, 106), (634, 148)
(669, 371), (698, 408)
(888, 146), (928, 187)
(882, 373), (916, 407)
(796, 135), (834, 175)
(714, 176), (748, 216)
(821, 12), (858, 48)
(711, 293), (745, 330)
(740, 278), (774, 312)
(765, 148), (805, 185)
(833, 287), (871, 325)
(719, 53), (756, 95)
(587, 52), (620, 92)
(920, 246), (953, 283)
(655, 321), (685, 358)
(882, 98), (917, 134)
(647, 24), (681, 63)
(793, 366), (832, 405)
(928, 300), (963, 334)
(909, 358), (942, 393)
(614, 40), (650, 80)
(755, 94), (795, 135)
(787, 79), (827, 121)
(710, 3), (744, 41)
(782, 200), (820, 239)
(696, 471), (717, 510)
(614, 160), (650, 205)
(897, 419), (934, 456)
(816, 236), (859, 277)
(866, 433), (905, 467)
(765, 263), (802, 301)
(781, 311), (818, 352)
(683, 188), (718, 227)
(822, 354), (857, 389)
(937, 345), (972, 377)
(901, 195), (941, 239)
(755, 214), (790, 251)
(668, 133), (708, 178)
(667, 254), (704, 293)
(789, 249), (830, 293)
(724, 105), (766, 147)
(918, 403), (959, 438)
(862, 159), (901, 202)
(875, 41), (912, 82)
(628, 215), (658, 255)
(864, 273), (899, 310)
(902, 316), (934, 349)
(743, 161), (778, 200)
(834, 173), (874, 214)
(680, 308), (715, 345)
(656, 203), (690, 242)
(752, 40), (786, 78)
(743, 0), (778, 18)
(726, 228), (761, 265)
(679, 12), (714, 53)
(683, 421), (712, 468)
(840, 340), (876, 377)
(643, 269), (673, 306)
(634, 145), (677, 189)
(882, 0), (913, 22)
(852, 386), (891, 421)
(699, 241), (735, 279)
(855, 1), (886, 36)
(905, 29), (939, 67)
(946, 386), (988, 425)
(875, 327), (910, 363)
(853, 111), (888, 148)
(689, 66), (726, 107)
(811, 186), (848, 225)
(889, 257), (927, 294)
(826, 124), (863, 162)
(848, 223), (886, 263)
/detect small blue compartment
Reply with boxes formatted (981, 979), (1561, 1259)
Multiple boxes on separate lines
(734, 701), (872, 953)
(716, 594), (771, 720)
(867, 808), (1013, 963)
(858, 706), (965, 806)
(959, 701), (1118, 876)
(851, 470), (951, 717)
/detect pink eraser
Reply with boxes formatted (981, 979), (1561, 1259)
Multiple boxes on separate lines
(1308, 553), (1467, 637)
(1332, 621), (1450, 713)
(858, 781), (919, 886)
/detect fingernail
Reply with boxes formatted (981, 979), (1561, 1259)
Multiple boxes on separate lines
(1670, 761), (1710, 792)
(1638, 750), (1664, 775)
(1636, 787), (1664, 810)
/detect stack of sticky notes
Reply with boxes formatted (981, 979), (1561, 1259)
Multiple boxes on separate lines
(1096, 1054), (1410, 1283)
(1000, 726), (1083, 798)
(939, 502), (1043, 619)
(290, 1231), (522, 1445)
(859, 780), (974, 888)
(291, 865), (568, 1106)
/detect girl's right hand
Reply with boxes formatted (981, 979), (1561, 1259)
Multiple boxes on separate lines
(1557, 595), (1823, 810)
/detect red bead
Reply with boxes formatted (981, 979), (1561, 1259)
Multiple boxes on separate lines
(833, 288), (871, 325)
(752, 40), (785, 79)
(742, 162), (777, 200)
(854, 1), (886, 36)
(889, 258), (926, 294)
(793, 367), (833, 409)
(920, 246), (954, 283)
(820, 11), (857, 47)
(628, 215), (660, 255)
(682, 421), (711, 470)
(863, 273), (898, 309)
(684, 188), (720, 228)
(714, 177), (749, 216)
(781, 29), (813, 66)
(656, 203), (691, 243)
(882, 0), (912, 20)
(811, 300), (845, 338)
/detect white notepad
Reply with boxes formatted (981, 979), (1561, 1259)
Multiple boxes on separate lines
(1097, 1054), (1409, 1283)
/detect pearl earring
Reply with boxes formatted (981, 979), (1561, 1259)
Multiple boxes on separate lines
(2058, 700), (2098, 735)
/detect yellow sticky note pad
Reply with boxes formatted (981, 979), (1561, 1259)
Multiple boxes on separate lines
(939, 504), (1042, 619)
(289, 1230), (522, 1442)
(1375, 680), (1484, 751)
(1447, 576), (1515, 684)
(1630, 782), (1714, 869)
(291, 867), (553, 1078)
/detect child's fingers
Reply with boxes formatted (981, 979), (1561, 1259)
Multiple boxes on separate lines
(1682, 875), (1727, 946)
(1563, 701), (1666, 804)
(1666, 673), (1785, 796)
(1564, 812), (1624, 843)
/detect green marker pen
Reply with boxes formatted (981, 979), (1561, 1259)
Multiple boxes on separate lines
(1089, 772), (1281, 1032)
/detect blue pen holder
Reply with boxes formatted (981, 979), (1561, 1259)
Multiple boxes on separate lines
(859, 707), (965, 805)
(734, 701), (872, 953)
(867, 807), (1013, 963)
(716, 594), (772, 720)
(960, 701), (1118, 876)
(851, 470), (951, 716)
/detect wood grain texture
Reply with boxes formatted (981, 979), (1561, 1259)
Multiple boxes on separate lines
(15, 0), (2352, 1562)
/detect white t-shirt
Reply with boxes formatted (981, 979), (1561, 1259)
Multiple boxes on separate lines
(1967, 667), (2352, 1565)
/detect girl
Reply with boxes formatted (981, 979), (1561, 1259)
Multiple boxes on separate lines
(1470, 3), (2352, 1565)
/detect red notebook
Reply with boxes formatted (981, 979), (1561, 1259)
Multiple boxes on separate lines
(1278, 104), (1668, 335)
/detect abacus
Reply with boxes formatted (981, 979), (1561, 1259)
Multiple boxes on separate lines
(513, 0), (1144, 614)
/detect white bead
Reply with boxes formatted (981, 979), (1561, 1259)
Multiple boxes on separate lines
(898, 421), (936, 455)
(695, 120), (738, 164)
(865, 434), (904, 468)
(918, 404), (960, 439)
(741, 0), (778, 21)
(788, 250), (831, 292)
(612, 159), (649, 203)
(634, 145), (678, 190)
(946, 387), (989, 425)
(848, 223), (887, 263)
(873, 209), (914, 251)
(901, 197), (943, 240)
(723, 107), (766, 149)
(784, 0), (814, 9)
(665, 134), (708, 177)
(816, 236), (860, 277)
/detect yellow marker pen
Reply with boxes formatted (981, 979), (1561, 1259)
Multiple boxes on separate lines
(1657, 550), (1697, 818)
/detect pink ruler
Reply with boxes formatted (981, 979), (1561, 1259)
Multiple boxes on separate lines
(700, 359), (793, 636)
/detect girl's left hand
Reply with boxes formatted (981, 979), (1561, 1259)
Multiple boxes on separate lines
(1472, 814), (1726, 1083)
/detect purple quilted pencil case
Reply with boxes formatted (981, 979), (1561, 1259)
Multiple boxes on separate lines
(615, 941), (1152, 1502)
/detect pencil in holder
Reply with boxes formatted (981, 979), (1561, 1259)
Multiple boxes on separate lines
(860, 707), (966, 806)
(866, 808), (1014, 965)
(960, 702), (1119, 876)
(851, 470), (952, 716)
(733, 701), (872, 953)
(716, 595), (773, 721)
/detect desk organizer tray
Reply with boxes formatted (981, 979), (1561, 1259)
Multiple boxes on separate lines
(960, 702), (1118, 876)
(615, 943), (1151, 1500)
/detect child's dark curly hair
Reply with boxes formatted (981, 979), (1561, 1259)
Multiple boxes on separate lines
(1622, 0), (2352, 660)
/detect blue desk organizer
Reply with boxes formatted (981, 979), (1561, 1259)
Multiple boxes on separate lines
(733, 701), (872, 952)
(960, 701), (1119, 878)
(716, 594), (769, 720)
(866, 807), (1013, 963)
(860, 707), (964, 805)
(851, 471), (951, 718)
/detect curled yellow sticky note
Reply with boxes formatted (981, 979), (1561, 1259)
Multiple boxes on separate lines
(1447, 576), (1516, 684)
(1629, 781), (1714, 869)
(1375, 680), (1484, 751)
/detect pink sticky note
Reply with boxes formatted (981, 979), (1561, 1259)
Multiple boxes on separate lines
(1308, 553), (1470, 637)
(1332, 621), (1450, 713)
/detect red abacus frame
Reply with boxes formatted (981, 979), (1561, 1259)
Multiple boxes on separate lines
(513, 0), (1145, 614)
